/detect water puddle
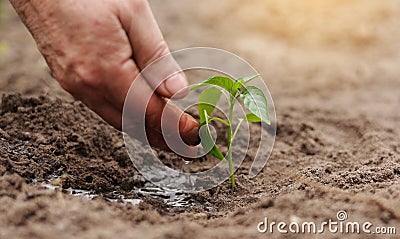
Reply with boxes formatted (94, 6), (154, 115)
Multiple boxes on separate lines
(133, 184), (193, 207)
(39, 182), (142, 206)
(34, 175), (194, 207)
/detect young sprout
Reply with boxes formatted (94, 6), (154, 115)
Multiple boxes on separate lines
(191, 75), (270, 188)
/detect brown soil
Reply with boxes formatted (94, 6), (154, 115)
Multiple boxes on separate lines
(1, 0), (399, 238)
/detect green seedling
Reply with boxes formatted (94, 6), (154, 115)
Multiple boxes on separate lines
(191, 75), (270, 188)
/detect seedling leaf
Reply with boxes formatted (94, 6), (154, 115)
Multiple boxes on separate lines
(245, 113), (262, 122)
(240, 86), (271, 125)
(238, 74), (261, 84)
(191, 76), (235, 94)
(198, 87), (222, 125)
(199, 110), (225, 160)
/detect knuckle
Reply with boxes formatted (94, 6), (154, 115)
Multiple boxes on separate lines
(142, 41), (169, 67)
(152, 41), (170, 60)
(66, 60), (107, 90)
(76, 65), (100, 88)
(56, 55), (122, 97)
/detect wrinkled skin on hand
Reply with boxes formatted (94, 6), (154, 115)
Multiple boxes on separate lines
(10, 0), (200, 149)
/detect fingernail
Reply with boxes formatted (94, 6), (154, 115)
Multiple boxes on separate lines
(165, 73), (188, 98)
(180, 114), (200, 145)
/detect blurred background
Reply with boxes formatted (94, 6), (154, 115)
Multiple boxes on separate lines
(0, 0), (399, 128)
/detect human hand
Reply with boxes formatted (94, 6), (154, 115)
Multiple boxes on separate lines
(10, 0), (199, 149)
